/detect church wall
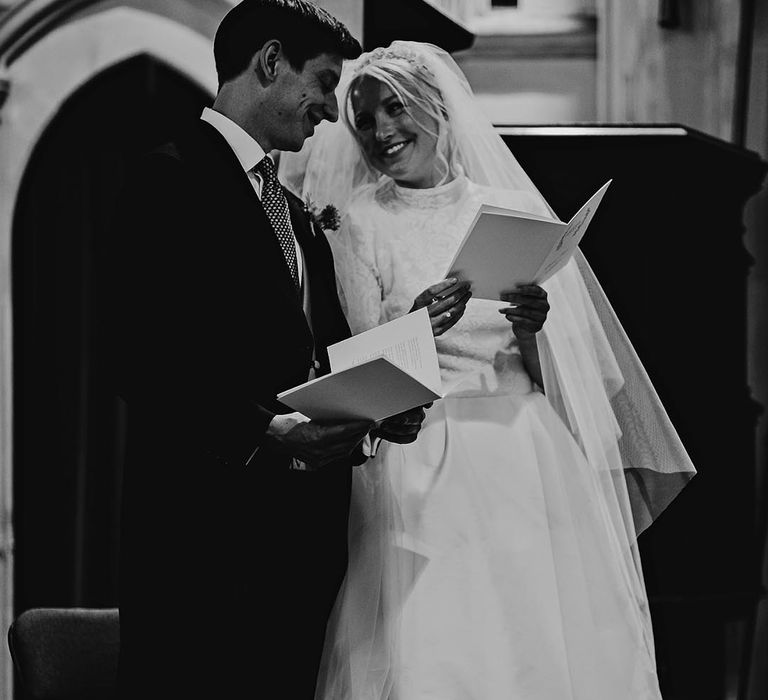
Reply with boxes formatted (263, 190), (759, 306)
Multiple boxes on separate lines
(0, 2), (220, 693)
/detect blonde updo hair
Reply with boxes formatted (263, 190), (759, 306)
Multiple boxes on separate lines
(342, 45), (458, 186)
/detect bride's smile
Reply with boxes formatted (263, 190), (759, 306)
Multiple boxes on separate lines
(381, 140), (409, 158)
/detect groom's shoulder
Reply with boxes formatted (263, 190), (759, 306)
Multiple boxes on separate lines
(125, 123), (210, 188)
(129, 134), (185, 174)
(136, 121), (210, 164)
(146, 123), (201, 165)
(152, 140), (182, 161)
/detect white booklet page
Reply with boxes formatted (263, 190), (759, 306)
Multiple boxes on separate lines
(277, 308), (442, 422)
(328, 307), (442, 394)
(446, 180), (611, 300)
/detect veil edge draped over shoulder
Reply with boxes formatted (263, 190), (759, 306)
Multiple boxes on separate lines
(279, 41), (696, 540)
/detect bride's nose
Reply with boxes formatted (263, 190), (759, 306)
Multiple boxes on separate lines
(375, 114), (396, 142)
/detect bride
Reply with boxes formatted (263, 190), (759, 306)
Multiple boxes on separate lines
(282, 41), (696, 700)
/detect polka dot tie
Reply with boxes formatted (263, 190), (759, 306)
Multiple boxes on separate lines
(254, 156), (300, 291)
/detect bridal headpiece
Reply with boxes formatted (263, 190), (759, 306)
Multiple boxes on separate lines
(349, 43), (435, 79)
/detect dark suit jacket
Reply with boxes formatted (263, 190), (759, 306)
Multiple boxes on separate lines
(113, 121), (357, 698)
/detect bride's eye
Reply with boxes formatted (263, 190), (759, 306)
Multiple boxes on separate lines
(354, 114), (374, 131)
(387, 101), (405, 116)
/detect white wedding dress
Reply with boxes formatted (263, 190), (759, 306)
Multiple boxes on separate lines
(315, 173), (664, 700)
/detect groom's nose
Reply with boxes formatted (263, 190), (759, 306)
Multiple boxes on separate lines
(324, 93), (339, 123)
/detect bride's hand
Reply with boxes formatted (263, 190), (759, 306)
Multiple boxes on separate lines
(410, 278), (472, 337)
(498, 285), (550, 340)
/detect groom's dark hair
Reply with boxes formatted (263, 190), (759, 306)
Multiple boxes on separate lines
(214, 0), (361, 89)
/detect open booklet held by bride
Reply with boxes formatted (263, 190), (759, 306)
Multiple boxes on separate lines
(277, 308), (442, 422)
(447, 180), (612, 300)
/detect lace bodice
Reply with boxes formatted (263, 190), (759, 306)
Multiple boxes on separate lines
(329, 175), (551, 394)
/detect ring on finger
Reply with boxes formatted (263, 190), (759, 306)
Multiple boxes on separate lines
(431, 296), (439, 304)
(446, 311), (452, 319)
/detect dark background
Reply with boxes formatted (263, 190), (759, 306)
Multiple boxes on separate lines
(10, 56), (768, 700)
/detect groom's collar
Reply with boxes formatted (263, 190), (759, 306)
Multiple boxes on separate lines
(200, 107), (266, 173)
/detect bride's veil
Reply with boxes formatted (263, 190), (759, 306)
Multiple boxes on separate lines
(282, 39), (695, 535)
(280, 40), (696, 699)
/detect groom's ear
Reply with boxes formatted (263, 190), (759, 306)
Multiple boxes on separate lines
(253, 40), (283, 85)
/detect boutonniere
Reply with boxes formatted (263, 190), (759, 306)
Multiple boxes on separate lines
(304, 196), (341, 234)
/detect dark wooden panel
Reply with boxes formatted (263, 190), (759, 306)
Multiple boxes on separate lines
(499, 124), (767, 699)
(364, 0), (474, 52)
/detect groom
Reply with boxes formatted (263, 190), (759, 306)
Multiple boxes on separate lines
(113, 1), (426, 697)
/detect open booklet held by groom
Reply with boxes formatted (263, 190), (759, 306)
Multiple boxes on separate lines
(446, 180), (612, 300)
(277, 308), (442, 422)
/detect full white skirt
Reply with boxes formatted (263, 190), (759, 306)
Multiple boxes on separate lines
(316, 382), (663, 700)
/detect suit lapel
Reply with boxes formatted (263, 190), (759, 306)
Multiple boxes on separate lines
(285, 191), (353, 373)
(184, 122), (351, 376)
(286, 192), (314, 257)
(186, 122), (311, 345)
(198, 123), (308, 302)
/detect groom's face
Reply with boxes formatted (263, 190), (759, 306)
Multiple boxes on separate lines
(268, 51), (343, 152)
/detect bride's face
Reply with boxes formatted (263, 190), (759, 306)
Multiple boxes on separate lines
(350, 76), (440, 189)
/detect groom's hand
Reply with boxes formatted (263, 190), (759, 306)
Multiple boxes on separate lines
(266, 413), (374, 468)
(373, 405), (430, 445)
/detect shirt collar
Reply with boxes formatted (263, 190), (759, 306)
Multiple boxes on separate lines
(200, 107), (267, 173)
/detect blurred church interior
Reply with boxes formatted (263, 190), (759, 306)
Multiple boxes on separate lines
(0, 0), (766, 698)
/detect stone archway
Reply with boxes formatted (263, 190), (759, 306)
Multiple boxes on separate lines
(0, 5), (219, 693)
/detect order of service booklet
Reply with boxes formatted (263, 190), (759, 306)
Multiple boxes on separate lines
(277, 307), (442, 422)
(445, 180), (612, 300)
